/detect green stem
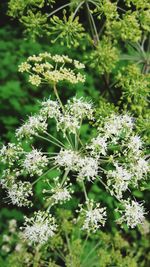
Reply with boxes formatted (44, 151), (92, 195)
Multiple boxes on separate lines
(32, 165), (57, 185)
(86, 2), (99, 45)
(65, 232), (75, 266)
(33, 245), (41, 267)
(72, 1), (84, 19)
(44, 131), (67, 148)
(82, 240), (101, 266)
(60, 168), (70, 186)
(85, 2), (95, 41)
(53, 84), (65, 112)
(64, 132), (74, 148)
(82, 181), (89, 208)
(37, 134), (62, 148)
(47, 3), (71, 17)
(75, 131), (78, 150)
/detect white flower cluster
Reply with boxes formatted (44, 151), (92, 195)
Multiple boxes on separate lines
(16, 115), (47, 139)
(40, 98), (61, 119)
(51, 187), (72, 204)
(87, 135), (107, 156)
(103, 114), (133, 139)
(130, 157), (149, 184)
(23, 149), (48, 176)
(7, 181), (33, 207)
(66, 97), (94, 120)
(1, 59), (149, 239)
(22, 211), (57, 244)
(77, 156), (99, 181)
(57, 113), (80, 135)
(82, 201), (107, 233)
(117, 199), (146, 228)
(128, 135), (142, 154)
(54, 149), (78, 169)
(54, 149), (98, 181)
(15, 97), (94, 140)
(0, 169), (20, 189)
(18, 53), (85, 86)
(107, 163), (132, 199)
(0, 143), (23, 166)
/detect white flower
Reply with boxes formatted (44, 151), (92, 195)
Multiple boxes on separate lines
(77, 156), (99, 181)
(66, 97), (94, 120)
(82, 201), (107, 232)
(87, 135), (107, 156)
(7, 181), (33, 207)
(73, 60), (85, 69)
(128, 135), (142, 153)
(54, 149), (78, 170)
(29, 74), (41, 86)
(27, 55), (42, 62)
(0, 169), (20, 189)
(107, 163), (132, 199)
(16, 115), (47, 139)
(104, 114), (133, 138)
(40, 98), (61, 119)
(22, 211), (57, 244)
(118, 199), (146, 228)
(57, 114), (80, 135)
(0, 143), (23, 166)
(23, 149), (48, 176)
(51, 187), (72, 204)
(131, 158), (149, 182)
(18, 62), (31, 72)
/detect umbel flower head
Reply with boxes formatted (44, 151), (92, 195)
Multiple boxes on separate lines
(117, 199), (146, 228)
(81, 200), (107, 233)
(1, 54), (149, 242)
(107, 162), (132, 199)
(0, 143), (23, 166)
(22, 211), (57, 245)
(43, 177), (73, 205)
(16, 115), (47, 139)
(23, 148), (48, 176)
(18, 53), (85, 86)
(6, 181), (33, 207)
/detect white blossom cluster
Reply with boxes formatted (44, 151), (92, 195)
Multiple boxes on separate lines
(7, 181), (33, 207)
(76, 156), (99, 181)
(0, 169), (33, 207)
(0, 55), (149, 244)
(54, 149), (99, 181)
(23, 149), (48, 176)
(18, 53), (86, 86)
(107, 162), (132, 199)
(40, 98), (61, 119)
(56, 113), (80, 135)
(81, 201), (107, 233)
(22, 211), (57, 244)
(0, 143), (23, 166)
(51, 187), (72, 204)
(87, 135), (107, 156)
(66, 97), (94, 120)
(44, 178), (73, 205)
(16, 115), (47, 139)
(54, 149), (79, 169)
(117, 199), (146, 228)
(103, 114), (133, 140)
